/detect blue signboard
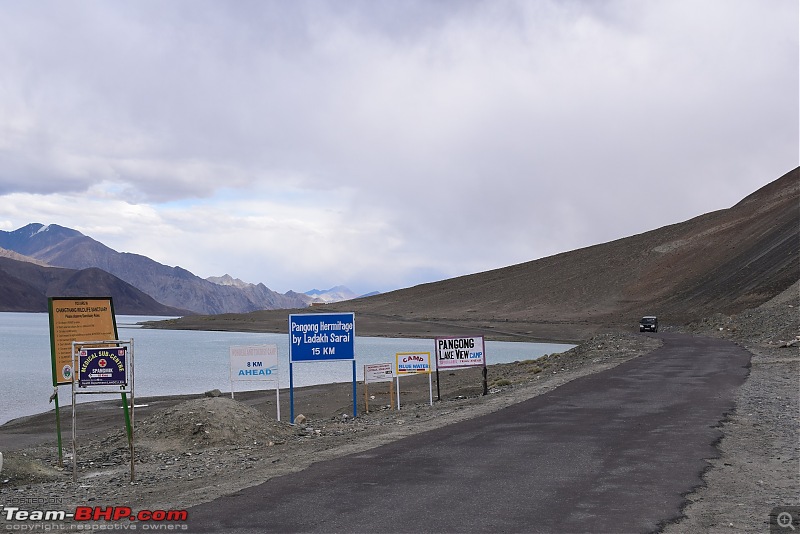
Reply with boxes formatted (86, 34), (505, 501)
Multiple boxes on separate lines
(78, 347), (127, 387)
(289, 313), (355, 362)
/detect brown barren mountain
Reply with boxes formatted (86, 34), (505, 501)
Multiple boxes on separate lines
(147, 168), (799, 342)
(0, 256), (191, 315)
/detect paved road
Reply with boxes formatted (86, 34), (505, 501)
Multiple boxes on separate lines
(187, 334), (751, 533)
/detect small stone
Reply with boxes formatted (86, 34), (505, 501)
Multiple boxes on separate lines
(205, 389), (222, 398)
(294, 414), (307, 425)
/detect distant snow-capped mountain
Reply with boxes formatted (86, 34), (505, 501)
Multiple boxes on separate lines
(206, 274), (255, 290)
(304, 286), (379, 303)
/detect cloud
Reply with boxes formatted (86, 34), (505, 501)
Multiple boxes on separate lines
(0, 0), (796, 294)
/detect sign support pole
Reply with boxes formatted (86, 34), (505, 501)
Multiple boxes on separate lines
(71, 375), (77, 482)
(289, 362), (295, 424)
(128, 338), (135, 482)
(121, 393), (132, 446)
(482, 365), (488, 396)
(48, 296), (119, 471)
(54, 392), (63, 467)
(352, 360), (357, 418)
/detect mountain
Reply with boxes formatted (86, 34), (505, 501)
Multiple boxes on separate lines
(206, 277), (371, 306)
(0, 225), (312, 315)
(207, 274), (252, 289)
(154, 167), (799, 342)
(304, 286), (360, 303)
(340, 167), (799, 332)
(207, 274), (314, 308)
(0, 247), (49, 266)
(0, 256), (190, 315)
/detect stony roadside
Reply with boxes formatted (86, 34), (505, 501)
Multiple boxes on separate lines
(662, 283), (799, 533)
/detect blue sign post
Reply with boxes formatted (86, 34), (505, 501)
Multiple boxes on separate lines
(288, 313), (356, 423)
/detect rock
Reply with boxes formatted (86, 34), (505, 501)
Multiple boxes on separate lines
(294, 414), (307, 425)
(204, 389), (222, 398)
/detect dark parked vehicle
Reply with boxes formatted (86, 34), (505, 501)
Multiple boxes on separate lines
(639, 316), (659, 332)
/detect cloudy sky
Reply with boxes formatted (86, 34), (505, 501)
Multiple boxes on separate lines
(0, 1), (797, 295)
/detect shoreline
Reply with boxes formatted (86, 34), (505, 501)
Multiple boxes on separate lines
(140, 312), (598, 344)
(0, 353), (576, 452)
(0, 317), (579, 429)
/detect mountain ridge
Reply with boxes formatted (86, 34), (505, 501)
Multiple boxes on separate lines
(0, 224), (314, 315)
(0, 256), (190, 315)
(151, 167), (799, 342)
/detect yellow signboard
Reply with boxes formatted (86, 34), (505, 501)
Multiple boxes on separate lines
(48, 297), (118, 386)
(395, 351), (431, 375)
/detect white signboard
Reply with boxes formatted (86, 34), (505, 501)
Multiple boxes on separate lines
(229, 344), (281, 420)
(394, 352), (433, 409)
(230, 344), (279, 382)
(395, 352), (431, 375)
(364, 362), (394, 383)
(435, 336), (486, 369)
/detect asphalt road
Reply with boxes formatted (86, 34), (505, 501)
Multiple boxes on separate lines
(186, 333), (751, 533)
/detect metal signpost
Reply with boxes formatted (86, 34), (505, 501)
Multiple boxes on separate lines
(288, 312), (356, 422)
(71, 339), (135, 482)
(48, 297), (124, 467)
(434, 335), (487, 399)
(363, 362), (395, 412)
(394, 351), (433, 410)
(229, 344), (281, 421)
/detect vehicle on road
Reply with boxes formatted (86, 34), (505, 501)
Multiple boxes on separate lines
(640, 316), (659, 332)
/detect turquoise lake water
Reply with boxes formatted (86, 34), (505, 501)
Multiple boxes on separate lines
(0, 312), (574, 425)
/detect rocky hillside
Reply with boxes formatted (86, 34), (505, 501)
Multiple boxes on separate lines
(151, 167), (798, 342)
(343, 168), (797, 321)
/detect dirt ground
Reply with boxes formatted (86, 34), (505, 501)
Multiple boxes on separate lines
(1, 283), (797, 532)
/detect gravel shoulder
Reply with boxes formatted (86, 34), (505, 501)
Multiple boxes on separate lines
(661, 343), (799, 532)
(662, 282), (800, 533)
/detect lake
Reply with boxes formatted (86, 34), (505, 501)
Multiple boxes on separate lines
(0, 312), (574, 425)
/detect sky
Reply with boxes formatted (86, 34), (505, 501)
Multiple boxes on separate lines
(0, 0), (797, 296)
